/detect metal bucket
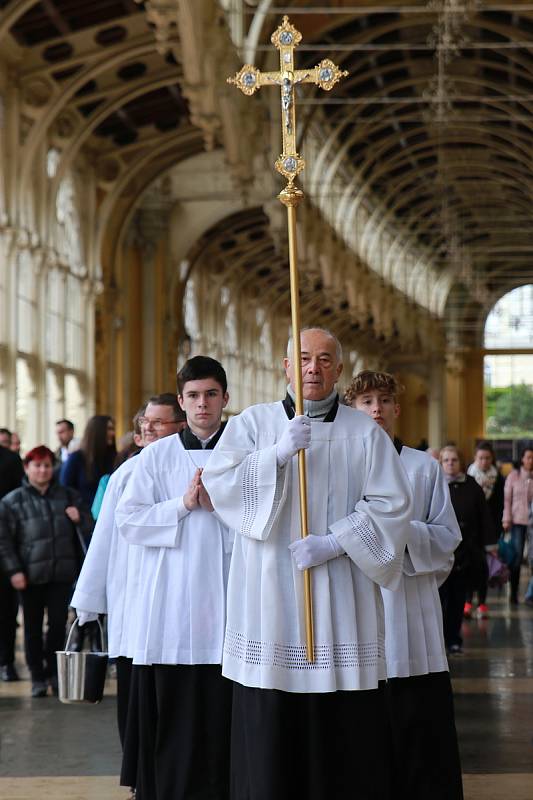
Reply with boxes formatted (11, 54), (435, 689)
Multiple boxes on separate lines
(56, 617), (108, 705)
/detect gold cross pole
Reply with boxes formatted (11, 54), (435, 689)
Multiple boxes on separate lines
(228, 16), (347, 663)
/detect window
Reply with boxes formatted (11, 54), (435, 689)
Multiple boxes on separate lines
(484, 285), (533, 439)
(17, 252), (36, 354)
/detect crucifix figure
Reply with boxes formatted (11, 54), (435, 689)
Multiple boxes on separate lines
(228, 15), (347, 185)
(228, 16), (347, 663)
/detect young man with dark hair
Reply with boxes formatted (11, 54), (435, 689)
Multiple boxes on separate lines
(346, 369), (464, 800)
(55, 419), (78, 464)
(116, 356), (233, 800)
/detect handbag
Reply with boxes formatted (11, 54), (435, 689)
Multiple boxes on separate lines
(487, 552), (510, 588)
(497, 534), (516, 567)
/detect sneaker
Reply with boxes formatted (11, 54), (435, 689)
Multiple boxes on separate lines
(449, 644), (463, 655)
(0, 664), (20, 682)
(477, 604), (489, 619)
(31, 681), (48, 698)
(463, 602), (473, 619)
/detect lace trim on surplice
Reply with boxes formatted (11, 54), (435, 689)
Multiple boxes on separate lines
(225, 628), (385, 671)
(347, 512), (397, 567)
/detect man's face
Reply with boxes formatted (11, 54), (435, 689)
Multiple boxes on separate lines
(10, 434), (21, 454)
(474, 450), (493, 472)
(284, 329), (343, 401)
(0, 432), (11, 448)
(56, 423), (73, 447)
(441, 450), (461, 477)
(352, 390), (400, 438)
(139, 403), (183, 446)
(178, 379), (228, 439)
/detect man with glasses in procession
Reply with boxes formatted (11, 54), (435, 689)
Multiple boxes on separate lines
(71, 393), (186, 798)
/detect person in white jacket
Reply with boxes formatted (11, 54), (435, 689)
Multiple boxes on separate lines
(346, 369), (463, 800)
(71, 394), (185, 796)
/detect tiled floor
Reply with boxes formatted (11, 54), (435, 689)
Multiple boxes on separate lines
(0, 589), (532, 798)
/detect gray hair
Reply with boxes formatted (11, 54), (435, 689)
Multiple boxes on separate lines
(286, 327), (343, 363)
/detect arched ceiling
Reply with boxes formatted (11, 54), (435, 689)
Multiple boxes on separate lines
(3, 0), (533, 352)
(241, 0), (533, 344)
(186, 205), (404, 357)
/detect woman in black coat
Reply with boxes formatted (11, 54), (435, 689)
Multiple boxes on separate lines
(0, 445), (93, 697)
(439, 446), (494, 654)
(465, 441), (505, 618)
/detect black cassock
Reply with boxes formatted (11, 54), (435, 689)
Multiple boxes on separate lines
(231, 681), (391, 800)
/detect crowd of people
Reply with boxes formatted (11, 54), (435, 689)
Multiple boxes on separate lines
(0, 329), (532, 800)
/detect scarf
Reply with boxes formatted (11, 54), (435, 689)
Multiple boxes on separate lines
(467, 463), (498, 500)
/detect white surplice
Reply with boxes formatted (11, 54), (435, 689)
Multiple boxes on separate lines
(115, 434), (233, 666)
(381, 446), (462, 678)
(71, 456), (142, 658)
(202, 401), (413, 693)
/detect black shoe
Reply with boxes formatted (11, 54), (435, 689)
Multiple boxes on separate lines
(510, 594), (519, 605)
(1, 664), (20, 682)
(31, 681), (48, 698)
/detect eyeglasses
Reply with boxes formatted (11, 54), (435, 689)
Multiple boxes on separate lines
(138, 418), (177, 430)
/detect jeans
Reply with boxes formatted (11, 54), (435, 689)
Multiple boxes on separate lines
(19, 582), (72, 681)
(510, 524), (527, 600)
(525, 565), (533, 601)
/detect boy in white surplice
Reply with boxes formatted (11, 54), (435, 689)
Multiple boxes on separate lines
(202, 328), (413, 800)
(116, 357), (233, 800)
(348, 369), (463, 800)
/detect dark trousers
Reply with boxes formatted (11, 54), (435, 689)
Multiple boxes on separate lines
(19, 582), (71, 681)
(386, 672), (463, 800)
(0, 575), (18, 666)
(466, 554), (489, 606)
(439, 570), (467, 648)
(510, 524), (527, 600)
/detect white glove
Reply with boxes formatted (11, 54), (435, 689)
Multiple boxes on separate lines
(276, 415), (311, 466)
(77, 610), (98, 626)
(289, 534), (344, 570)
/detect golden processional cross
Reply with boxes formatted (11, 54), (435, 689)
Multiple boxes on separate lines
(228, 16), (347, 663)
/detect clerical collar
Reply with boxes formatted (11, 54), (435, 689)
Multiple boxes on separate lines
(179, 422), (226, 450)
(283, 387), (339, 422)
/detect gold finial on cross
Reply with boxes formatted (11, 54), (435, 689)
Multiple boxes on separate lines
(228, 15), (347, 187)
